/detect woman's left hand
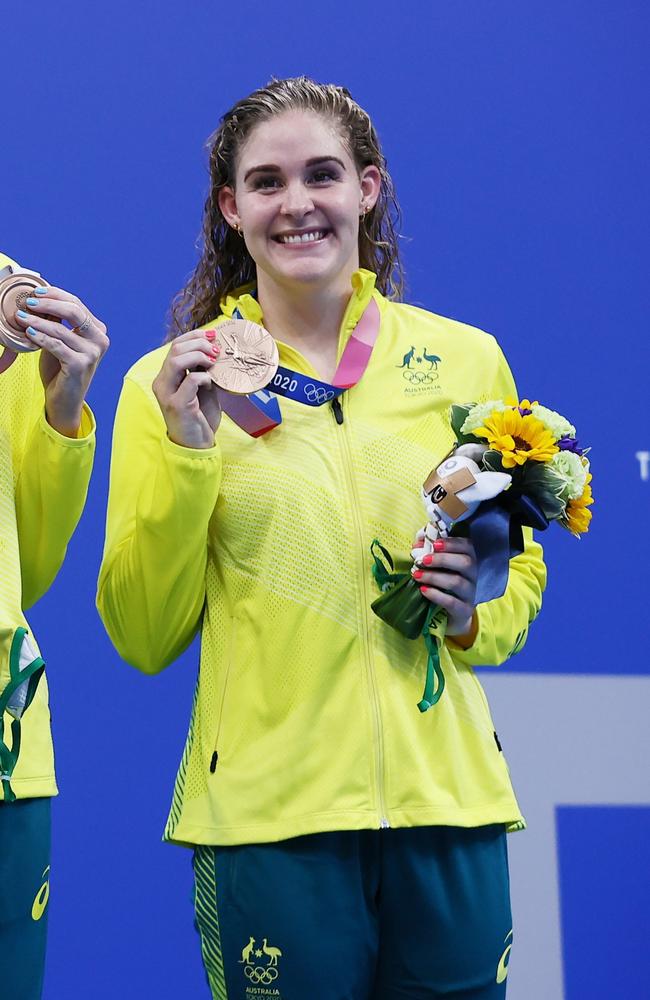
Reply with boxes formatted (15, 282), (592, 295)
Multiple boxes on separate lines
(411, 536), (478, 637)
(16, 286), (109, 437)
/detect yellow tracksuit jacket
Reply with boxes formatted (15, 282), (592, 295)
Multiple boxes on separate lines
(0, 251), (95, 799)
(97, 269), (545, 845)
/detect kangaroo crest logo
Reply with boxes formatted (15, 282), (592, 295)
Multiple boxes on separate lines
(240, 934), (283, 987)
(397, 345), (442, 385)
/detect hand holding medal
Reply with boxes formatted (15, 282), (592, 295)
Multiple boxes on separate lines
(1, 258), (109, 436)
(153, 329), (224, 449)
(0, 264), (50, 372)
(154, 318), (279, 447)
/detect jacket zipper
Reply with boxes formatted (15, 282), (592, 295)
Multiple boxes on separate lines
(331, 397), (389, 829)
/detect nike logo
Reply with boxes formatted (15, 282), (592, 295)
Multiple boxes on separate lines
(496, 929), (513, 984)
(31, 865), (50, 921)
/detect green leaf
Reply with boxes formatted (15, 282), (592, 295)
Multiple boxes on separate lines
(449, 403), (487, 445)
(482, 449), (506, 473)
(514, 461), (567, 520)
(449, 403), (474, 440)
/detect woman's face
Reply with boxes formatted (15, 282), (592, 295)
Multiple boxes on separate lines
(218, 110), (381, 295)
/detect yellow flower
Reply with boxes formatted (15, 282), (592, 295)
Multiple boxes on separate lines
(473, 408), (559, 468)
(565, 473), (594, 535)
(505, 397), (539, 411)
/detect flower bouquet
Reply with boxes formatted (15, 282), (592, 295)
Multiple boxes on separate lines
(371, 399), (593, 712)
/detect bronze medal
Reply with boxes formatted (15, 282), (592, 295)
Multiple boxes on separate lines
(0, 266), (50, 354)
(208, 319), (279, 395)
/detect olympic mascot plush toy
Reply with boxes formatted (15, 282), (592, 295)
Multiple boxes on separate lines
(412, 444), (512, 560)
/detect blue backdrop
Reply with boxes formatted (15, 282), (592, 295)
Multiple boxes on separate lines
(2, 1), (648, 997)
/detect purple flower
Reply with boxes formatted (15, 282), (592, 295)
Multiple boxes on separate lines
(558, 436), (584, 455)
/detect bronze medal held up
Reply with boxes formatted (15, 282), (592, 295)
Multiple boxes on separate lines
(0, 266), (50, 356)
(208, 319), (279, 395)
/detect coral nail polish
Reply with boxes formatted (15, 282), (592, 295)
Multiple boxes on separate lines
(434, 539), (445, 552)
(419, 586), (428, 594)
(421, 554), (433, 566)
(412, 569), (424, 580)
(205, 330), (216, 342)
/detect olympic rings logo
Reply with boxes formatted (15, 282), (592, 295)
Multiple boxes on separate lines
(304, 382), (335, 404)
(402, 369), (438, 384)
(244, 965), (279, 984)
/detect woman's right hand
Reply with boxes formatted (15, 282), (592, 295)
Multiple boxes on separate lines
(152, 329), (222, 448)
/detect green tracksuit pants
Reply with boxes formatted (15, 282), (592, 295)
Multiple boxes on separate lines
(0, 797), (51, 1000)
(193, 824), (513, 1000)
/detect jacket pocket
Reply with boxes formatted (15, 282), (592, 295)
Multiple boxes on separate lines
(209, 616), (236, 773)
(467, 664), (498, 733)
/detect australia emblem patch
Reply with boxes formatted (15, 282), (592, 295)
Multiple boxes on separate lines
(396, 345), (443, 393)
(240, 934), (284, 996)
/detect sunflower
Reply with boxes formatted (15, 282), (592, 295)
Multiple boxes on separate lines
(473, 408), (559, 468)
(564, 473), (594, 535)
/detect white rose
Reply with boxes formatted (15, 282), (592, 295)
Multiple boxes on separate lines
(550, 450), (588, 500)
(531, 405), (576, 440)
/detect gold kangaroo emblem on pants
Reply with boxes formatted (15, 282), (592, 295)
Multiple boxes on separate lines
(239, 936), (255, 964)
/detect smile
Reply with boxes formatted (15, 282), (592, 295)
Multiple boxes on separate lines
(275, 230), (328, 244)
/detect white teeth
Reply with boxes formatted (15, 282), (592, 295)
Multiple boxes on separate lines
(278, 231), (325, 244)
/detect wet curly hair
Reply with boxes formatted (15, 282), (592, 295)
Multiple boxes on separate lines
(168, 76), (404, 338)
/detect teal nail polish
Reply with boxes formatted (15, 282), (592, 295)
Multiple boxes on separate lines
(26, 297), (39, 307)
(26, 326), (39, 337)
(34, 287), (48, 295)
(16, 310), (28, 318)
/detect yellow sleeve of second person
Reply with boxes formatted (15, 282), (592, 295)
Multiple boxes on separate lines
(1, 248), (95, 609)
(16, 388), (96, 610)
(96, 371), (222, 674)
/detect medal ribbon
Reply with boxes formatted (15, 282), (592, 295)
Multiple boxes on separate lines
(217, 297), (381, 437)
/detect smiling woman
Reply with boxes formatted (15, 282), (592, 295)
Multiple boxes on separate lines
(218, 114), (380, 300)
(169, 78), (403, 344)
(97, 77), (546, 999)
